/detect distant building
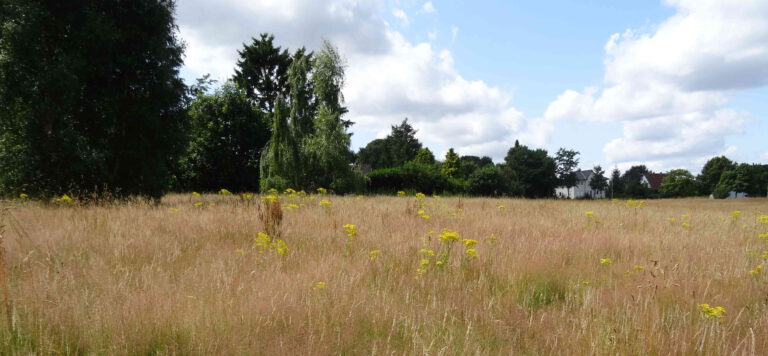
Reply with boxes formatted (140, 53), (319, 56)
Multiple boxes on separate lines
(709, 191), (748, 199)
(555, 169), (606, 199)
(641, 173), (666, 190)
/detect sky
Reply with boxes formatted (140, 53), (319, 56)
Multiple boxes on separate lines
(175, 0), (768, 174)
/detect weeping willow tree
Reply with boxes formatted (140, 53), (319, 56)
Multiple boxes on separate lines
(260, 40), (363, 193)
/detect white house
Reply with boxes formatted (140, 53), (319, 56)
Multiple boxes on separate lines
(555, 169), (606, 199)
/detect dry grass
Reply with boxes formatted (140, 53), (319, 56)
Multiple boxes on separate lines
(1, 194), (767, 355)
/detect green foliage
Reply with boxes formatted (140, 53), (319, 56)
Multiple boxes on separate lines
(503, 142), (556, 198)
(366, 163), (459, 195)
(357, 119), (422, 169)
(442, 148), (460, 178)
(698, 156), (736, 195)
(660, 169), (698, 197)
(609, 168), (622, 197)
(0, 0), (187, 198)
(712, 165), (749, 198)
(179, 81), (268, 192)
(740, 164), (768, 197)
(555, 148), (580, 189)
(621, 165), (650, 198)
(467, 165), (508, 196)
(412, 147), (436, 166)
(457, 155), (493, 180)
(233, 33), (291, 113)
(589, 165), (609, 196)
(260, 95), (299, 191)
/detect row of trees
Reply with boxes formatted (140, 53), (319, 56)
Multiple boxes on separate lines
(1, 1), (362, 198)
(1, 1), (765, 199)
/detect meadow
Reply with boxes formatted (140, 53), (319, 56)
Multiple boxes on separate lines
(1, 192), (767, 355)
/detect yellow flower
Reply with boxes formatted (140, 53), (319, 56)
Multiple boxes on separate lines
(316, 187), (327, 194)
(19, 193), (28, 199)
(497, 205), (505, 211)
(356, 195), (364, 200)
(681, 222), (691, 229)
(599, 258), (613, 265)
(235, 249), (246, 256)
(465, 248), (478, 259)
(319, 199), (333, 207)
(343, 224), (358, 238)
(273, 239), (289, 256)
(416, 267), (427, 275)
(633, 265), (644, 271)
(193, 201), (204, 208)
(56, 194), (73, 204)
(397, 191), (406, 197)
(731, 210), (741, 220)
(585, 211), (595, 218)
(698, 304), (725, 319)
(419, 248), (436, 257)
(761, 250), (768, 259)
(415, 192), (426, 199)
(219, 188), (231, 195)
(488, 234), (498, 244)
(462, 238), (478, 248)
(420, 259), (430, 266)
(420, 214), (430, 220)
(758, 215), (768, 224)
(438, 228), (461, 243)
(168, 208), (179, 214)
(242, 193), (253, 200)
(254, 232), (271, 252)
(314, 282), (326, 290)
(267, 188), (278, 195)
(581, 280), (591, 286)
(192, 191), (201, 198)
(667, 217), (677, 223)
(284, 188), (296, 195)
(748, 265), (763, 275)
(435, 260), (444, 266)
(369, 250), (381, 260)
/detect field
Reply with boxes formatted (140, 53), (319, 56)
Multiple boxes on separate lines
(1, 193), (767, 355)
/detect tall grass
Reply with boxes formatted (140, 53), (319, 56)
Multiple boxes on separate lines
(1, 194), (766, 354)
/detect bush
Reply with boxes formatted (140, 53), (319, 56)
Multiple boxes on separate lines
(467, 165), (508, 196)
(366, 163), (461, 195)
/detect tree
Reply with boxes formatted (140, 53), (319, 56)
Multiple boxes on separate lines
(0, 0), (187, 198)
(442, 148), (460, 178)
(412, 147), (436, 166)
(387, 118), (422, 167)
(622, 165), (650, 198)
(357, 139), (391, 170)
(589, 165), (609, 198)
(503, 143), (556, 198)
(698, 156), (736, 195)
(260, 95), (299, 191)
(659, 169), (698, 197)
(555, 148), (580, 196)
(741, 164), (768, 197)
(467, 165), (508, 196)
(609, 168), (622, 198)
(180, 81), (269, 192)
(301, 40), (361, 192)
(713, 165), (749, 199)
(233, 33), (292, 113)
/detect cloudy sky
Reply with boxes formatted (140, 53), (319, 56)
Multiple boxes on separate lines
(176, 0), (768, 173)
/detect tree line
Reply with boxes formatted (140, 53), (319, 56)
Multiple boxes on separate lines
(1, 1), (766, 199)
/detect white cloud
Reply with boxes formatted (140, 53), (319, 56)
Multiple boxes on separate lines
(422, 2), (436, 14)
(176, 0), (544, 161)
(544, 0), (768, 171)
(392, 9), (409, 26)
(451, 26), (459, 41)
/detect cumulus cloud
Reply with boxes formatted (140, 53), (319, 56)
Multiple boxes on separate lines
(392, 9), (409, 26)
(422, 2), (436, 14)
(176, 0), (544, 161)
(544, 0), (768, 171)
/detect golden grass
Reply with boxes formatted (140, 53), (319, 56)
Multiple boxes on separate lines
(1, 194), (767, 355)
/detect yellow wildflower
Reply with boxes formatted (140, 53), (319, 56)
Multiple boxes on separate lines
(242, 193), (253, 200)
(420, 259), (430, 266)
(731, 210), (741, 220)
(698, 304), (725, 319)
(369, 250), (381, 260)
(235, 249), (246, 256)
(316, 187), (327, 195)
(465, 248), (478, 259)
(56, 194), (73, 204)
(314, 282), (326, 290)
(415, 192), (426, 199)
(462, 238), (478, 248)
(599, 258), (613, 265)
(193, 201), (204, 208)
(419, 249), (436, 257)
(758, 215), (768, 224)
(438, 228), (461, 243)
(667, 217), (677, 223)
(19, 193), (28, 199)
(168, 208), (179, 214)
(488, 234), (498, 244)
(582, 280), (591, 286)
(498, 205), (505, 211)
(633, 265), (644, 271)
(319, 199), (332, 207)
(273, 239), (289, 256)
(192, 191), (201, 198)
(397, 191), (406, 197)
(342, 224), (357, 238)
(219, 188), (231, 195)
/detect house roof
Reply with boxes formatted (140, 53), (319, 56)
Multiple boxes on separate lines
(575, 170), (593, 181)
(644, 173), (666, 189)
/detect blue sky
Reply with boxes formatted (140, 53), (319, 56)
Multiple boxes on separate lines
(176, 0), (768, 173)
